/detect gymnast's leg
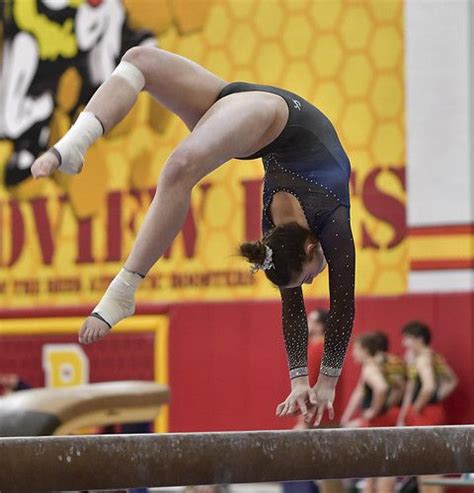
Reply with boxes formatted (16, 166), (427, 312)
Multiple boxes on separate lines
(31, 46), (227, 177)
(79, 89), (288, 343)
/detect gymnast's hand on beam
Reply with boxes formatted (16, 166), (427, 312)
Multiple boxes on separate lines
(307, 374), (336, 426)
(275, 376), (317, 423)
(78, 317), (111, 344)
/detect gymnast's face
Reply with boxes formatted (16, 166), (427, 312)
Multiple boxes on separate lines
(287, 240), (327, 288)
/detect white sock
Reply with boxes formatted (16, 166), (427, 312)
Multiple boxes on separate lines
(54, 111), (103, 175)
(92, 268), (143, 327)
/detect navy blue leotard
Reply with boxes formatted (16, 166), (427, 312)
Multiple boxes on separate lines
(217, 82), (356, 378)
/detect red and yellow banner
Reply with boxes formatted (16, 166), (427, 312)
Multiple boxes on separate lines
(409, 224), (474, 272)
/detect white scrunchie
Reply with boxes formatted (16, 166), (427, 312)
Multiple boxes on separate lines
(251, 245), (275, 273)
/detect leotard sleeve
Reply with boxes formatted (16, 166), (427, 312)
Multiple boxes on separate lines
(317, 205), (356, 377)
(279, 286), (309, 379)
(279, 205), (355, 380)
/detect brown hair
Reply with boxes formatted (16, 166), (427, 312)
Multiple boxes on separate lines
(240, 222), (316, 286)
(372, 330), (389, 352)
(402, 321), (431, 345)
(355, 333), (380, 357)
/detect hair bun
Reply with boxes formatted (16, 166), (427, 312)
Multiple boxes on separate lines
(240, 241), (266, 265)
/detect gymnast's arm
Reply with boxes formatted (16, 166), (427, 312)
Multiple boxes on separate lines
(276, 286), (319, 418)
(277, 206), (356, 423)
(317, 205), (356, 379)
(279, 286), (309, 380)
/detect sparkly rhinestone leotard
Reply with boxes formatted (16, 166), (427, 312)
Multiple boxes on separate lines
(217, 82), (356, 378)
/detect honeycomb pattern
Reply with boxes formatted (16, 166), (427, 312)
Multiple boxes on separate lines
(0, 0), (407, 307)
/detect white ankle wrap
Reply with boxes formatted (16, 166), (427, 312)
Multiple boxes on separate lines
(92, 268), (143, 327)
(54, 111), (103, 175)
(112, 61), (145, 93)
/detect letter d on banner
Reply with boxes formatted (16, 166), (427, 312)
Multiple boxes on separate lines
(42, 344), (89, 387)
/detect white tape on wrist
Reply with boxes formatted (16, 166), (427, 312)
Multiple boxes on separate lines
(92, 268), (143, 327)
(55, 111), (103, 175)
(111, 60), (145, 93)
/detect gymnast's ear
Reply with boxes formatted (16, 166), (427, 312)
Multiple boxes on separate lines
(304, 239), (318, 259)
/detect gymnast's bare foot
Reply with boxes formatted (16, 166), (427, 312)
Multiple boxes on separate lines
(31, 151), (60, 179)
(78, 317), (111, 344)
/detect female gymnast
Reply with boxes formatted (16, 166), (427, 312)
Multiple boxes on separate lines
(31, 47), (356, 425)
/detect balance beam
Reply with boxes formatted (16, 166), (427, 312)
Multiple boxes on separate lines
(1, 426), (473, 492)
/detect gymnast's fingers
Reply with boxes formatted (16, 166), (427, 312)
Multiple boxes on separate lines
(288, 397), (298, 415)
(289, 407), (302, 417)
(278, 400), (289, 416)
(276, 401), (286, 416)
(328, 402), (335, 421)
(296, 396), (308, 417)
(314, 403), (325, 427)
(308, 388), (318, 406)
(287, 400), (298, 415)
(306, 407), (316, 424)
